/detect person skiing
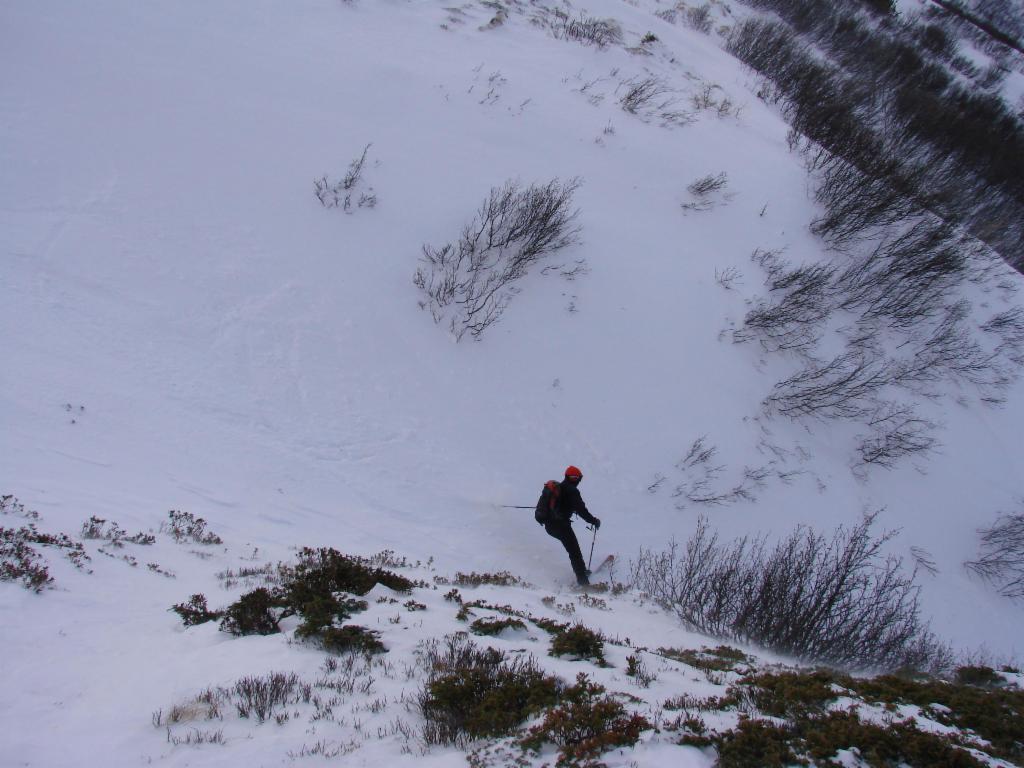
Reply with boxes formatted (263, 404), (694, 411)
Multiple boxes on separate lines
(543, 465), (601, 585)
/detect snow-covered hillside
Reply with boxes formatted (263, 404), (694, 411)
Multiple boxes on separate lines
(2, 0), (1023, 765)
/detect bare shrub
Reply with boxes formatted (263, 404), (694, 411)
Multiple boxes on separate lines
(738, 259), (836, 353)
(0, 495), (40, 520)
(688, 172), (728, 196)
(414, 178), (581, 340)
(832, 219), (969, 329)
(965, 509), (1024, 599)
(554, 13), (623, 48)
(618, 76), (671, 114)
(981, 307), (1024, 366)
(682, 173), (729, 212)
(314, 144), (377, 212)
(715, 266), (742, 290)
(630, 513), (942, 670)
(854, 402), (938, 470)
(686, 4), (714, 34)
(765, 352), (895, 420)
(232, 672), (311, 723)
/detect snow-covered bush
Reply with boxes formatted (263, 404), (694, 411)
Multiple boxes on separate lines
(414, 178), (581, 340)
(629, 514), (944, 670)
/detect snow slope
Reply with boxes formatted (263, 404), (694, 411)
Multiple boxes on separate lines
(2, 0), (1023, 765)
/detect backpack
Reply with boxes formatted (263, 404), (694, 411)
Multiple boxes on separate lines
(534, 480), (561, 525)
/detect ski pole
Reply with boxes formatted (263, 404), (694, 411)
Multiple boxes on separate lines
(500, 505), (534, 509)
(587, 525), (597, 570)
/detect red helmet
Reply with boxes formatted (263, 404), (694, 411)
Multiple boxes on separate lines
(564, 465), (583, 482)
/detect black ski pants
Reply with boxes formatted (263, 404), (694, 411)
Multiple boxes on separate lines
(544, 519), (588, 583)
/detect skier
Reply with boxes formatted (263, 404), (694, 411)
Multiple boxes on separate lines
(543, 465), (601, 585)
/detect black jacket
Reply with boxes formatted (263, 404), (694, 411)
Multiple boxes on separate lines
(552, 481), (598, 526)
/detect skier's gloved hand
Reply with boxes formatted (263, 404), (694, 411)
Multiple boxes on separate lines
(593, 518), (601, 529)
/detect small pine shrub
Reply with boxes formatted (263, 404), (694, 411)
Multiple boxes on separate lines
(419, 634), (562, 746)
(285, 547), (413, 602)
(293, 595), (368, 639)
(550, 624), (606, 665)
(219, 588), (281, 636)
(520, 673), (652, 766)
(320, 625), (386, 655)
(172, 594), (222, 627)
(470, 616), (528, 636)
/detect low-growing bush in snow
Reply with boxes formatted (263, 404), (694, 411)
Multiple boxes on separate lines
(414, 178), (581, 340)
(549, 623), (607, 665)
(81, 515), (155, 546)
(220, 587), (281, 636)
(0, 494), (40, 520)
(162, 510), (222, 545)
(469, 616), (527, 636)
(417, 633), (562, 746)
(320, 625), (386, 655)
(629, 513), (944, 671)
(173, 547), (412, 652)
(965, 508), (1024, 600)
(1, 523), (91, 591)
(1, 526), (55, 591)
(519, 673), (653, 766)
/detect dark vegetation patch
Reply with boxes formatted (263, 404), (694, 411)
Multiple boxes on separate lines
(689, 666), (1024, 764)
(660, 645), (752, 673)
(519, 673), (653, 766)
(173, 548), (415, 653)
(691, 712), (988, 768)
(470, 616), (529, 636)
(728, 0), (1024, 269)
(418, 633), (562, 746)
(171, 593), (222, 627)
(320, 625), (385, 655)
(549, 624), (607, 666)
(437, 570), (530, 588)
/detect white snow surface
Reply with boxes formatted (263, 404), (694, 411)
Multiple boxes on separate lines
(2, 0), (1023, 765)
